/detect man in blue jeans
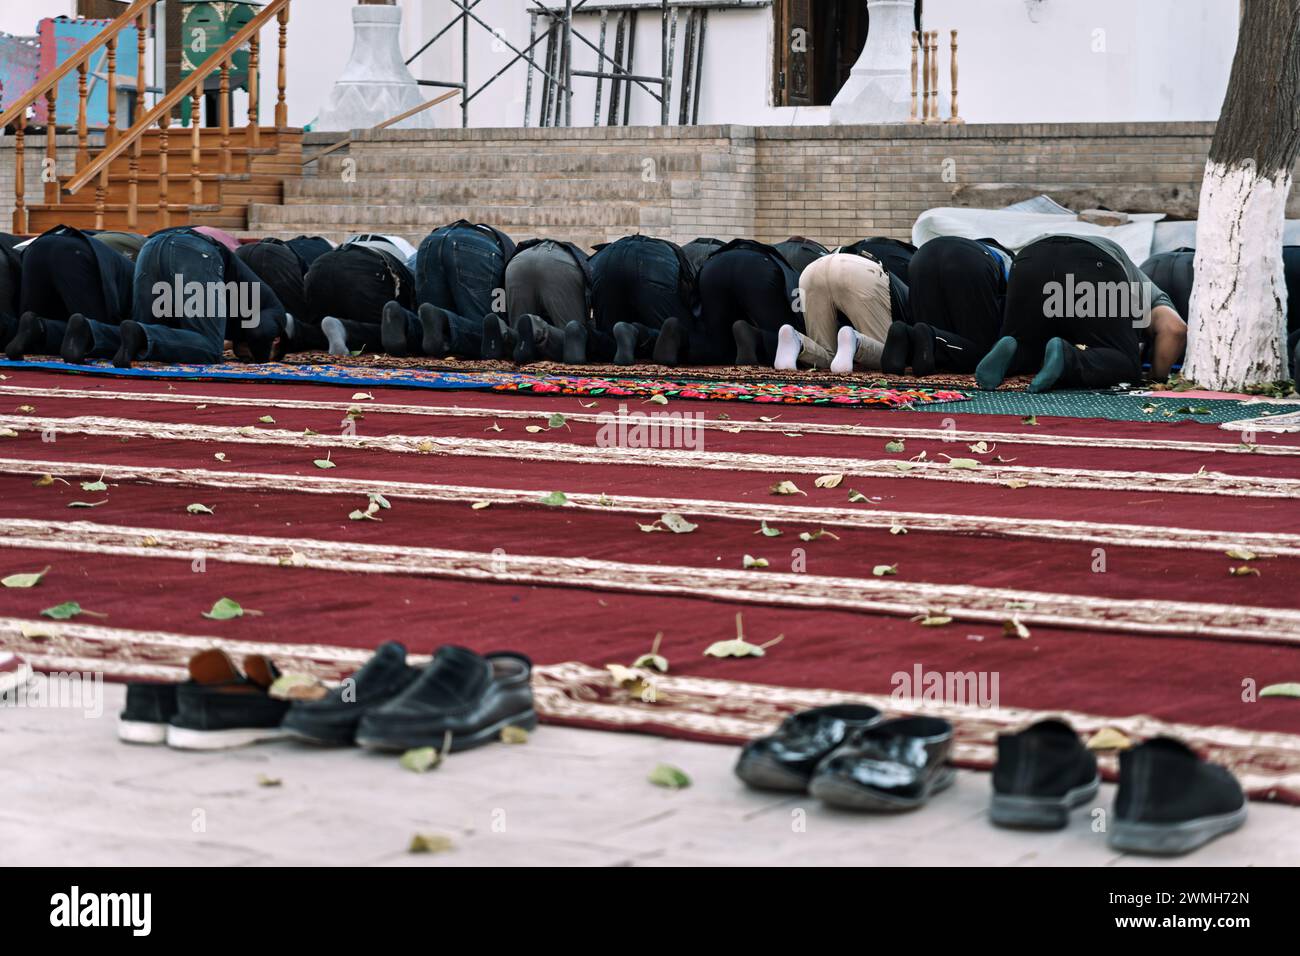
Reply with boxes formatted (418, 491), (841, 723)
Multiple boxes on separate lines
(113, 228), (286, 367)
(380, 220), (515, 358)
(4, 225), (134, 364)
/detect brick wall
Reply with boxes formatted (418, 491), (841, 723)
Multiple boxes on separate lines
(0, 136), (80, 234)
(265, 122), (1298, 248)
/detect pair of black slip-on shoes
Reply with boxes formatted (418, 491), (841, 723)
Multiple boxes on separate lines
(118, 642), (535, 754)
(285, 642), (536, 752)
(734, 704), (955, 811)
(992, 718), (1246, 855)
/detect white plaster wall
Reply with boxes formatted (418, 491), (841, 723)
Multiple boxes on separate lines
(923, 0), (1240, 124)
(2, 0), (1243, 129)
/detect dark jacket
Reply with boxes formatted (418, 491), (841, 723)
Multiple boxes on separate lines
(710, 237), (802, 311)
(35, 225), (134, 323)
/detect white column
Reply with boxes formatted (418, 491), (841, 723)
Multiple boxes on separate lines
(317, 3), (435, 132)
(831, 0), (915, 125)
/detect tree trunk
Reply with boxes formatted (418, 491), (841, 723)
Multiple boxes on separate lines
(1185, 0), (1300, 389)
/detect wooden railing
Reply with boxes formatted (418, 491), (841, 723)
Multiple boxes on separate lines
(0, 0), (158, 233)
(3, 0), (292, 233)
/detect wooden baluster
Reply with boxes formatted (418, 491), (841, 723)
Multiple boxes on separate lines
(158, 113), (171, 229)
(909, 31), (919, 124)
(105, 36), (118, 142)
(948, 29), (962, 124)
(219, 59), (232, 174)
(13, 113), (26, 234)
(129, 12), (147, 230)
(192, 88), (204, 206)
(276, 4), (290, 128)
(76, 60), (89, 167)
(45, 89), (60, 204)
(930, 32), (940, 122)
(920, 31), (931, 123)
(97, 34), (118, 231)
(95, 166), (108, 230)
(247, 32), (260, 148)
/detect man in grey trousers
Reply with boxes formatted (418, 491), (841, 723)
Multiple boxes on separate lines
(505, 237), (592, 363)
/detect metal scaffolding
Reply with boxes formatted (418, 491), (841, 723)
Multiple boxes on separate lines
(404, 0), (759, 129)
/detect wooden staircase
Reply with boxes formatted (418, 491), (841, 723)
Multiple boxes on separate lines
(2, 0), (299, 236)
(27, 127), (302, 234)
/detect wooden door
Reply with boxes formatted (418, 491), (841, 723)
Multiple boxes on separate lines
(774, 0), (815, 106)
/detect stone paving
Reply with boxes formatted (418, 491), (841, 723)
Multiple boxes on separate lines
(3, 681), (1296, 866)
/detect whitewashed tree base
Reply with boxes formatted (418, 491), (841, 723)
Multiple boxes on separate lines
(1186, 159), (1291, 389)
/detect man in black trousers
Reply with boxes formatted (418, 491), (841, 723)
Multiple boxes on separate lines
(976, 234), (1185, 392)
(236, 236), (333, 358)
(663, 238), (801, 367)
(575, 234), (696, 366)
(883, 236), (1011, 376)
(0, 234), (23, 348)
(4, 225), (134, 364)
(298, 240), (414, 355)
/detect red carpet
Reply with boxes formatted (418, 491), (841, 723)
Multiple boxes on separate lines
(3, 367), (1300, 803)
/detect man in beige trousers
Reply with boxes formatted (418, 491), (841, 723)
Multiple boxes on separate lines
(776, 250), (910, 373)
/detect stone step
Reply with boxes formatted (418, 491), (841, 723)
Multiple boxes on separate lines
(237, 228), (625, 251)
(310, 150), (704, 178)
(249, 201), (665, 230)
(284, 176), (683, 205)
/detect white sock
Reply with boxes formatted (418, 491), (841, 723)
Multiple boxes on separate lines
(774, 325), (802, 371)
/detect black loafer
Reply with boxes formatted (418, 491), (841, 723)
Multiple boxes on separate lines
(1109, 737), (1247, 855)
(809, 716), (955, 811)
(281, 641), (422, 746)
(355, 645), (535, 753)
(735, 704), (882, 792)
(990, 718), (1099, 829)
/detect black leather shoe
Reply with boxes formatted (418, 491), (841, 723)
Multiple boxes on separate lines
(281, 641), (422, 746)
(909, 322), (936, 377)
(735, 703), (881, 792)
(355, 645), (535, 752)
(1108, 737), (1246, 855)
(880, 320), (911, 376)
(990, 718), (1099, 829)
(809, 716), (955, 811)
